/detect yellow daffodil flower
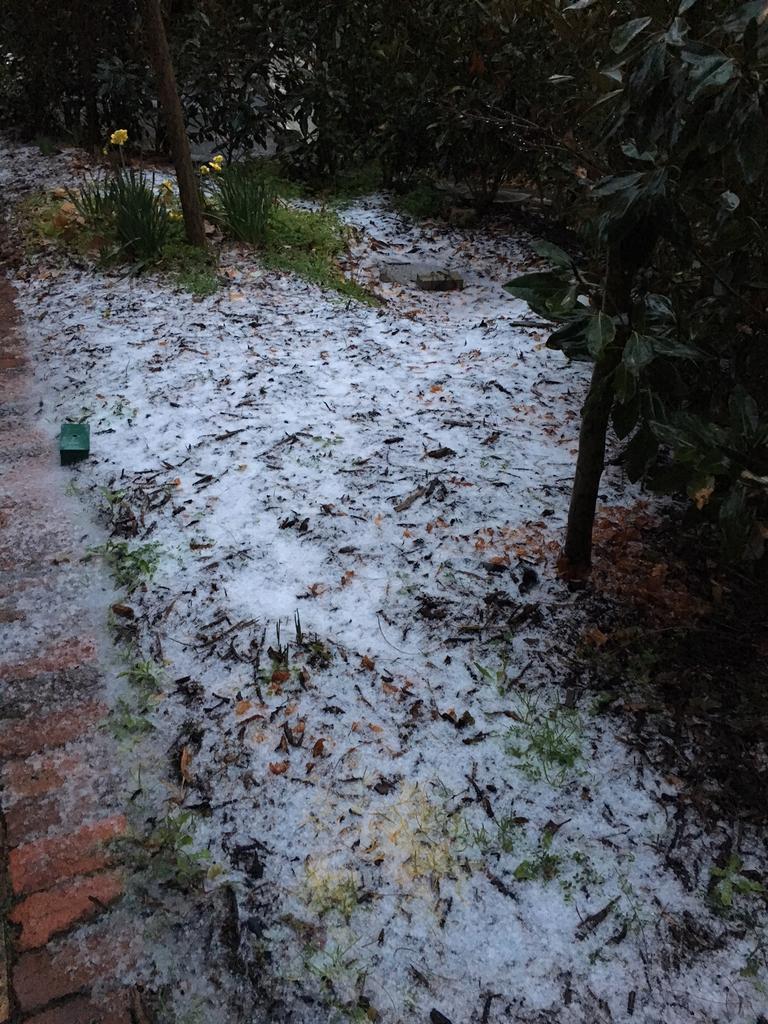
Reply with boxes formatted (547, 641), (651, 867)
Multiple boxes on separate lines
(199, 165), (210, 176)
(209, 162), (222, 172)
(211, 154), (224, 165)
(109, 129), (128, 146)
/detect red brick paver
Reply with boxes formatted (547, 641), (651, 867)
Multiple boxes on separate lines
(0, 702), (107, 760)
(8, 871), (124, 951)
(0, 273), (135, 1019)
(25, 993), (131, 1024)
(13, 928), (132, 1013)
(2, 754), (79, 801)
(9, 816), (126, 896)
(0, 638), (97, 683)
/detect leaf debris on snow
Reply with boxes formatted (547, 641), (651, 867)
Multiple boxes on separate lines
(4, 138), (767, 1024)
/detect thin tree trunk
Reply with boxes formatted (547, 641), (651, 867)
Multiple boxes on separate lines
(561, 227), (656, 574)
(561, 344), (624, 572)
(137, 0), (206, 248)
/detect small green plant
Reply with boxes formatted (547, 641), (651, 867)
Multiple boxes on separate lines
(160, 236), (220, 296)
(263, 205), (377, 304)
(34, 135), (58, 157)
(123, 810), (212, 890)
(559, 850), (606, 903)
(96, 540), (162, 591)
(304, 862), (361, 921)
(513, 831), (562, 882)
(505, 694), (582, 785)
(110, 169), (169, 263)
(740, 932), (768, 992)
(475, 656), (515, 695)
(100, 486), (127, 507)
(472, 813), (524, 855)
(68, 174), (115, 223)
(614, 872), (651, 938)
(108, 657), (163, 742)
(174, 265), (219, 296)
(120, 659), (164, 700)
(307, 638), (333, 669)
(107, 697), (154, 742)
(395, 183), (445, 220)
(210, 165), (273, 243)
(303, 936), (366, 1003)
(710, 856), (765, 910)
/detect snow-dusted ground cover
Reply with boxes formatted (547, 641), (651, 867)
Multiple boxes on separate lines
(3, 140), (766, 1024)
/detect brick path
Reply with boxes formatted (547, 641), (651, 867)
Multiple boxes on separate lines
(0, 275), (138, 1023)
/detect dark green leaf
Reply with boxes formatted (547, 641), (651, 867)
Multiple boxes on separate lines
(612, 396), (640, 439)
(613, 363), (637, 404)
(687, 54), (736, 101)
(611, 17), (652, 54)
(585, 312), (616, 359)
(624, 426), (658, 482)
(729, 387), (759, 435)
(623, 332), (655, 373)
(531, 239), (572, 269)
(546, 316), (592, 360)
(628, 41), (667, 99)
(621, 141), (656, 163)
(591, 172), (646, 197)
(736, 102), (767, 183)
(724, 1), (765, 34)
(719, 484), (753, 559)
(503, 271), (578, 317)
(651, 336), (702, 360)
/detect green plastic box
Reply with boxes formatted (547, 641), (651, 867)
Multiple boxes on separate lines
(59, 422), (90, 465)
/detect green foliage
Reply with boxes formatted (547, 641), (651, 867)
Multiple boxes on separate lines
(110, 169), (169, 263)
(472, 813), (525, 855)
(120, 659), (164, 700)
(210, 165), (273, 243)
(96, 540), (162, 591)
(0, 1), (146, 140)
(474, 655), (517, 695)
(395, 183), (445, 221)
(710, 855), (765, 910)
(502, 1), (768, 562)
(123, 811), (212, 890)
(264, 205), (377, 304)
(173, 265), (219, 297)
(160, 237), (220, 296)
(303, 863), (361, 921)
(34, 135), (58, 156)
(66, 170), (170, 267)
(68, 175), (115, 224)
(505, 694), (582, 786)
(6, 0), (768, 562)
(107, 697), (154, 742)
(107, 658), (164, 744)
(268, 204), (344, 255)
(513, 831), (561, 883)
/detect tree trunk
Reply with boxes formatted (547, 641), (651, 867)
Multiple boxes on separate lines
(561, 227), (656, 574)
(561, 343), (625, 572)
(137, 0), (206, 248)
